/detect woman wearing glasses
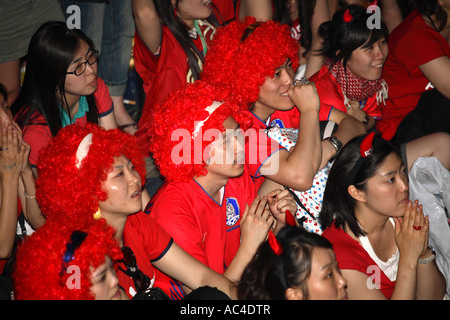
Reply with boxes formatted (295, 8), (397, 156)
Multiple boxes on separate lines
(12, 21), (118, 172)
(35, 123), (236, 300)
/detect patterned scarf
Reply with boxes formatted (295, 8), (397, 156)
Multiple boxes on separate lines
(325, 59), (388, 106)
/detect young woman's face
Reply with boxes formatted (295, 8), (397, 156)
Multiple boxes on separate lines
(206, 116), (245, 179)
(306, 247), (348, 300)
(99, 155), (142, 217)
(346, 36), (388, 81)
(174, 0), (212, 23)
(90, 255), (127, 300)
(64, 40), (98, 101)
(361, 152), (409, 218)
(256, 59), (295, 112)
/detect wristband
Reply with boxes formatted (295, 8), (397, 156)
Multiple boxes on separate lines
(324, 136), (343, 156)
(419, 245), (436, 264)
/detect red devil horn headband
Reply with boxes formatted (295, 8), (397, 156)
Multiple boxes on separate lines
(343, 8), (353, 23)
(348, 132), (376, 184)
(268, 231), (283, 256)
(360, 131), (375, 158)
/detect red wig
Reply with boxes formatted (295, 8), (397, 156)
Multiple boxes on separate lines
(202, 17), (300, 107)
(36, 123), (146, 228)
(13, 218), (122, 300)
(148, 80), (252, 183)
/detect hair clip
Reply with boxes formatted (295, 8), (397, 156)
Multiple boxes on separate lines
(360, 131), (375, 157)
(343, 8), (353, 23)
(268, 230), (283, 256)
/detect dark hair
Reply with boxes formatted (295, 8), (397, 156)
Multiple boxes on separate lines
(319, 133), (401, 237)
(12, 21), (99, 137)
(318, 5), (389, 67)
(154, 0), (220, 82)
(413, 0), (447, 31)
(238, 226), (333, 300)
(271, 0), (317, 58)
(0, 82), (7, 102)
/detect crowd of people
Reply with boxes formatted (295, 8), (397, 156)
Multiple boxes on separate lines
(0, 0), (449, 301)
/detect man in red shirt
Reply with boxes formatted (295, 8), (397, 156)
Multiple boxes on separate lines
(146, 81), (297, 299)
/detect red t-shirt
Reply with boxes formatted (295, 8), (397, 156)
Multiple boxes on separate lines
(378, 9), (450, 140)
(244, 110), (286, 191)
(133, 22), (216, 153)
(144, 165), (256, 299)
(20, 77), (113, 166)
(119, 211), (173, 299)
(322, 223), (395, 299)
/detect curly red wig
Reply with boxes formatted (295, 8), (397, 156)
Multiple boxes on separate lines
(201, 17), (300, 107)
(13, 218), (122, 300)
(36, 123), (146, 228)
(148, 80), (252, 183)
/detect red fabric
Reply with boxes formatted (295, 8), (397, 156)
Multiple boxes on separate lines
(212, 0), (235, 24)
(120, 211), (173, 299)
(20, 78), (113, 166)
(378, 9), (450, 140)
(244, 110), (286, 190)
(322, 223), (395, 299)
(134, 23), (216, 155)
(310, 64), (383, 120)
(145, 165), (256, 299)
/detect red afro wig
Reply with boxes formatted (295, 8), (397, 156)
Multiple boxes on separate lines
(13, 218), (122, 300)
(36, 123), (146, 228)
(148, 80), (252, 183)
(201, 17), (299, 107)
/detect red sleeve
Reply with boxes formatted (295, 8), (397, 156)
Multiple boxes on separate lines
(322, 224), (370, 274)
(245, 128), (286, 180)
(124, 211), (173, 262)
(310, 66), (346, 120)
(146, 185), (211, 266)
(397, 28), (450, 73)
(94, 77), (114, 117)
(22, 123), (52, 167)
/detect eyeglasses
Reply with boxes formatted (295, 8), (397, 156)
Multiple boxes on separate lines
(66, 50), (100, 76)
(119, 246), (150, 292)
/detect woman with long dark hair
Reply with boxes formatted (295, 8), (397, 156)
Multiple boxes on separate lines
(12, 21), (118, 169)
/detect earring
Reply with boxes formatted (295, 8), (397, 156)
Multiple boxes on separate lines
(93, 208), (102, 220)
